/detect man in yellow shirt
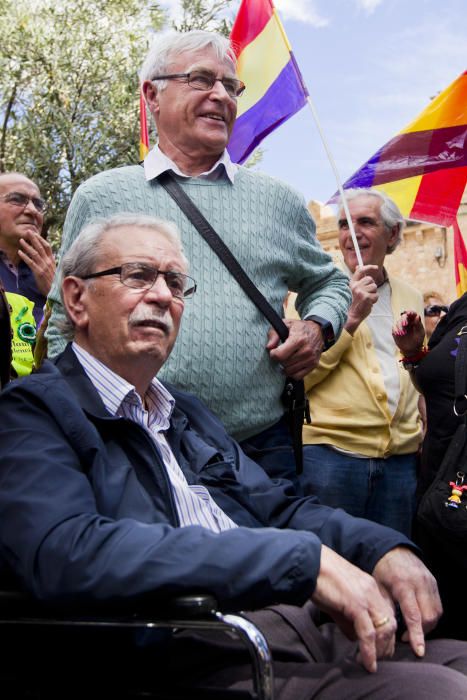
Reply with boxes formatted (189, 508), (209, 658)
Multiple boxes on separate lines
(287, 189), (423, 536)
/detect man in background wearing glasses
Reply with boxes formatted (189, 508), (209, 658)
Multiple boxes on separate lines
(46, 30), (350, 471)
(0, 172), (55, 376)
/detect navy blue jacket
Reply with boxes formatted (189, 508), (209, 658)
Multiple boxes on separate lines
(0, 346), (412, 610)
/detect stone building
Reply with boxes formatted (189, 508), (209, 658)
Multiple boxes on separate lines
(310, 189), (467, 305)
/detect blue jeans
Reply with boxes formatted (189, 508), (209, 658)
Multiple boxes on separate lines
(301, 445), (417, 536)
(239, 415), (302, 486)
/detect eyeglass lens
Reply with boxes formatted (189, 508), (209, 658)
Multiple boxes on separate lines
(188, 70), (244, 97)
(3, 192), (46, 213)
(121, 264), (195, 298)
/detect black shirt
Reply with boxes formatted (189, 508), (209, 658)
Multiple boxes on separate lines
(415, 292), (467, 490)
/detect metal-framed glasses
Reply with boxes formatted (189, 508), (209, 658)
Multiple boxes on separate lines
(82, 263), (197, 300)
(0, 191), (47, 213)
(151, 69), (246, 98)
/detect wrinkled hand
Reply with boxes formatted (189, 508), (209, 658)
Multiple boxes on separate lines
(312, 546), (397, 673)
(373, 547), (442, 658)
(18, 233), (56, 297)
(392, 311), (425, 356)
(344, 265), (379, 335)
(267, 319), (324, 379)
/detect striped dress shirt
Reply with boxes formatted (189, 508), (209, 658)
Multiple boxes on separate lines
(72, 343), (237, 533)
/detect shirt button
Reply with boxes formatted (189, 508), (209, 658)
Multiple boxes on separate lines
(366, 342), (372, 348)
(372, 367), (378, 373)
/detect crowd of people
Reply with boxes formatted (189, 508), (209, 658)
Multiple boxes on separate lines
(0, 27), (466, 700)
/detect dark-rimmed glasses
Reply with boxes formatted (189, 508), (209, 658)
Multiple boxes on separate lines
(0, 191), (47, 213)
(424, 304), (448, 317)
(82, 263), (197, 300)
(151, 69), (245, 98)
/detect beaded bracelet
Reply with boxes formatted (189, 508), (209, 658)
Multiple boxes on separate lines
(399, 347), (429, 370)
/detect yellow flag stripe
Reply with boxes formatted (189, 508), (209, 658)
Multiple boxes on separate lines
(236, 12), (291, 117)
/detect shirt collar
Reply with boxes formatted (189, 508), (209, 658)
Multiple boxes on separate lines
(0, 249), (18, 276)
(71, 342), (175, 425)
(143, 145), (237, 184)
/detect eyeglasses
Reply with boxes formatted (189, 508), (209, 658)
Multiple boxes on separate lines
(424, 304), (448, 317)
(82, 262), (197, 300)
(0, 191), (46, 213)
(151, 69), (246, 98)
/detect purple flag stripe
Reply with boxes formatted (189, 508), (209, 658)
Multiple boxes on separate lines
(228, 60), (307, 163)
(344, 124), (467, 190)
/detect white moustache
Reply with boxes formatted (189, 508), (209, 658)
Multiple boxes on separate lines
(128, 310), (173, 334)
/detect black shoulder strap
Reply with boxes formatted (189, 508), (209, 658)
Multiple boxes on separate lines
(156, 171), (309, 474)
(157, 171), (289, 343)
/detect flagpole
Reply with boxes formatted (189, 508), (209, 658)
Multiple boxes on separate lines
(305, 95), (363, 267)
(273, 9), (363, 267)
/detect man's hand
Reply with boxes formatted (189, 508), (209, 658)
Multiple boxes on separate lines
(267, 318), (324, 379)
(392, 311), (425, 357)
(372, 547), (442, 658)
(312, 546), (397, 673)
(18, 233), (56, 296)
(344, 265), (379, 335)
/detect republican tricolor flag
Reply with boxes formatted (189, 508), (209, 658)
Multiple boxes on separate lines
(337, 71), (467, 227)
(228, 0), (308, 164)
(454, 219), (467, 298)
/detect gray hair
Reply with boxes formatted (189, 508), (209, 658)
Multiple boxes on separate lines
(337, 188), (405, 254)
(139, 30), (236, 92)
(59, 213), (186, 339)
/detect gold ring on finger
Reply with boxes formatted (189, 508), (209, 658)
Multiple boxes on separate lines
(374, 615), (390, 629)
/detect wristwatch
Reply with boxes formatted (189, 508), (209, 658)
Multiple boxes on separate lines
(306, 315), (335, 351)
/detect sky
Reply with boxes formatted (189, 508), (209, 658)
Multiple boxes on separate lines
(160, 0), (466, 206)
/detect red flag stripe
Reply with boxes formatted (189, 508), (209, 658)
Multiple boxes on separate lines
(230, 0), (273, 56)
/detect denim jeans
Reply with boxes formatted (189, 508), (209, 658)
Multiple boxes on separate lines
(239, 415), (303, 486)
(301, 445), (417, 536)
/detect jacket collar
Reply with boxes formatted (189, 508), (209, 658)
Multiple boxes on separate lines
(54, 344), (189, 436)
(54, 344), (115, 420)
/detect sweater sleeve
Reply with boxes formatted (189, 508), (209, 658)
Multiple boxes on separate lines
(46, 186), (95, 358)
(287, 200), (351, 337)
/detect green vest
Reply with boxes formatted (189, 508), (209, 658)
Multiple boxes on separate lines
(6, 291), (36, 377)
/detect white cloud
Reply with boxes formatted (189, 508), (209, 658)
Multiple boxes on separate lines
(160, 0), (328, 28)
(355, 0), (384, 13)
(274, 0), (329, 26)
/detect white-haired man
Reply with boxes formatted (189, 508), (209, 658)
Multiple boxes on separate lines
(288, 189), (424, 535)
(45, 30), (351, 473)
(2, 214), (467, 699)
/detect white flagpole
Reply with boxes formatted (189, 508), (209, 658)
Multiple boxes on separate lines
(272, 9), (362, 264)
(305, 95), (363, 267)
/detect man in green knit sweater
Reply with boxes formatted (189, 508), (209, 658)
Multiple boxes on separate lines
(46, 30), (350, 469)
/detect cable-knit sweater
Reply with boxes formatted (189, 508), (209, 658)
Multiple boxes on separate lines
(47, 165), (350, 440)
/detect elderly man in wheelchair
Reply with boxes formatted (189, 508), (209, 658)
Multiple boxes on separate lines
(1, 214), (467, 700)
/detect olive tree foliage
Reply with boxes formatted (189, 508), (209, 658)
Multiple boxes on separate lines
(0, 0), (165, 244)
(0, 0), (256, 246)
(172, 0), (235, 37)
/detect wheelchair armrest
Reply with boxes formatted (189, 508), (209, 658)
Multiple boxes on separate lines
(0, 588), (218, 623)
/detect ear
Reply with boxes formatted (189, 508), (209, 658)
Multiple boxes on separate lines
(142, 80), (160, 119)
(62, 276), (90, 332)
(387, 224), (400, 251)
